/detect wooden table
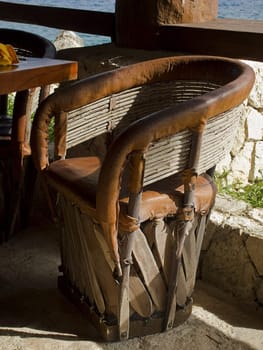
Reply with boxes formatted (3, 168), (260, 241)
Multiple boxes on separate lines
(0, 57), (78, 94)
(0, 56), (78, 240)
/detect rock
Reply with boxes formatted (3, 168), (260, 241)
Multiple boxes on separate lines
(230, 142), (254, 183)
(248, 208), (263, 225)
(53, 30), (84, 50)
(214, 60), (263, 185)
(230, 111), (246, 156)
(246, 107), (263, 141)
(243, 60), (263, 109)
(214, 194), (249, 215)
(201, 225), (257, 300)
(254, 141), (263, 180)
(201, 195), (263, 303)
(256, 278), (263, 304)
(216, 154), (232, 175)
(246, 236), (263, 275)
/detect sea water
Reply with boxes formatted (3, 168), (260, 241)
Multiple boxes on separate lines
(0, 0), (115, 45)
(0, 0), (262, 45)
(218, 0), (263, 20)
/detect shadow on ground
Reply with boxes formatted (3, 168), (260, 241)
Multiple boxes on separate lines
(0, 221), (262, 349)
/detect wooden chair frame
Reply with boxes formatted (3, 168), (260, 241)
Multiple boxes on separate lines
(31, 55), (255, 341)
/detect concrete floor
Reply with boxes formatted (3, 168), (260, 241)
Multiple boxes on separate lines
(0, 220), (262, 350)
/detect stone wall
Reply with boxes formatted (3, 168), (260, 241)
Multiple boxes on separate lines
(217, 60), (263, 184)
(200, 60), (263, 304)
(204, 61), (263, 308)
(200, 194), (263, 307)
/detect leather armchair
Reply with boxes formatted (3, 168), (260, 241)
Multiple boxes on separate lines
(31, 55), (254, 341)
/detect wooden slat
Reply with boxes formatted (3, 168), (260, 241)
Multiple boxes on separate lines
(168, 18), (263, 33)
(75, 209), (106, 314)
(181, 222), (198, 294)
(0, 1), (115, 37)
(133, 229), (167, 311)
(159, 19), (263, 61)
(129, 267), (153, 318)
(80, 213), (120, 316)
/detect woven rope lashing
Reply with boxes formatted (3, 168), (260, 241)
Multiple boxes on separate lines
(31, 55), (255, 341)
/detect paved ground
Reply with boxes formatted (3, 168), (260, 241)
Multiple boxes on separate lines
(0, 220), (262, 350)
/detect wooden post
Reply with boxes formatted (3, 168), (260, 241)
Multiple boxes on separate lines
(115, 0), (218, 48)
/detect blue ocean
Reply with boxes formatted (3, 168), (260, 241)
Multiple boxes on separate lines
(0, 0), (262, 45)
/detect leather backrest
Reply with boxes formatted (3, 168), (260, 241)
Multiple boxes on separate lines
(31, 55), (255, 172)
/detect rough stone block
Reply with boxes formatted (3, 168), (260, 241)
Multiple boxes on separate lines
(201, 226), (257, 300)
(157, 0), (218, 23)
(246, 236), (263, 275)
(230, 112), (246, 156)
(254, 141), (263, 179)
(248, 208), (263, 225)
(246, 107), (263, 141)
(201, 195), (263, 303)
(244, 60), (263, 109)
(230, 142), (254, 182)
(256, 278), (263, 304)
(216, 153), (231, 175)
(115, 0), (218, 48)
(54, 30), (84, 51)
(214, 195), (248, 215)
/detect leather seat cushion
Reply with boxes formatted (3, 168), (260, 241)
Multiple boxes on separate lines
(45, 156), (216, 222)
